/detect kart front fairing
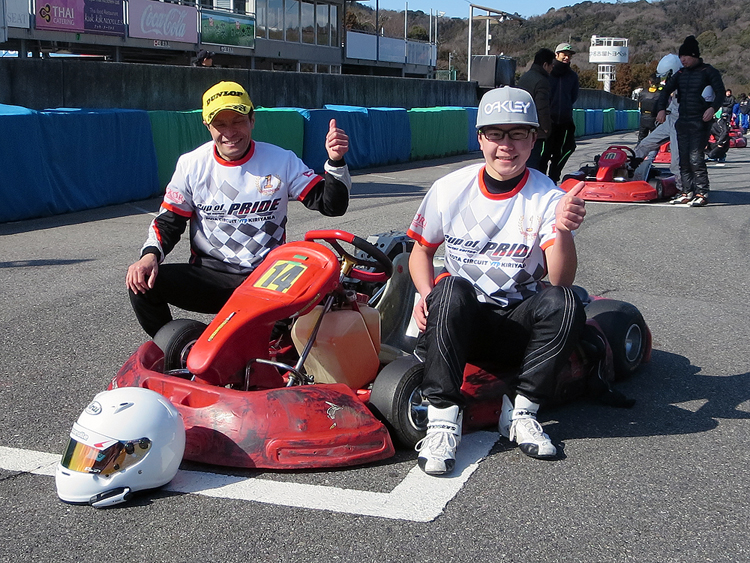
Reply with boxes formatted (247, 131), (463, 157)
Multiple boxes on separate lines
(561, 145), (677, 202)
(113, 342), (394, 469)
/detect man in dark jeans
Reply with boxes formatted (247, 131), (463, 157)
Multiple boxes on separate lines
(539, 42), (580, 183)
(656, 35), (725, 207)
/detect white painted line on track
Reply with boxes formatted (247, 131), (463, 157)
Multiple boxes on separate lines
(0, 432), (497, 522)
(366, 174), (398, 180)
(583, 200), (693, 208)
(127, 203), (159, 217)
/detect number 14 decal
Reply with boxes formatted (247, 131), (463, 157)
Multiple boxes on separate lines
(253, 260), (307, 293)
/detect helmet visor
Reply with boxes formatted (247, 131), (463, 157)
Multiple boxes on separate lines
(61, 437), (152, 476)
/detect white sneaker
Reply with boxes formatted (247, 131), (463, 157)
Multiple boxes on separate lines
(415, 405), (462, 475)
(509, 411), (557, 459)
(498, 394), (514, 438)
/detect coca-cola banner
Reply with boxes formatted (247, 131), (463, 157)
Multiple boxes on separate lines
(35, 0), (125, 35)
(128, 0), (198, 44)
(201, 10), (255, 49)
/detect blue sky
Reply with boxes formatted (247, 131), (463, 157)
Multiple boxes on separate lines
(364, 0), (632, 19)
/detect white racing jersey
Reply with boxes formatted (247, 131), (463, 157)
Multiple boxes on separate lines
(407, 163), (566, 307)
(143, 140), (326, 273)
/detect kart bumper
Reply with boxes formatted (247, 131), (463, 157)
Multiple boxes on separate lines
(111, 341), (395, 469)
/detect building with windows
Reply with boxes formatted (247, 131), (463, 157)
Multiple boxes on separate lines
(1, 0), (435, 76)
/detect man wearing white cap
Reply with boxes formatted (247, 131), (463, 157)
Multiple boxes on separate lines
(407, 86), (587, 475)
(539, 42), (580, 183)
(126, 81), (351, 336)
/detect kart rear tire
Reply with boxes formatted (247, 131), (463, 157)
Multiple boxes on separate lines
(369, 356), (427, 448)
(585, 299), (647, 379)
(153, 319), (208, 372)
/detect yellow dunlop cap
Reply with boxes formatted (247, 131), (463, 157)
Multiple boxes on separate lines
(202, 81), (254, 124)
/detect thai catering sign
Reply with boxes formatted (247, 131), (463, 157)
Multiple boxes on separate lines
(35, 0), (125, 36)
(128, 0), (198, 44)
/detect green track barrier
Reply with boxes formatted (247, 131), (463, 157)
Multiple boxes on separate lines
(573, 109), (586, 138)
(408, 107), (468, 160)
(148, 110), (210, 190)
(603, 108), (615, 133)
(253, 108), (305, 159)
(627, 109), (640, 130)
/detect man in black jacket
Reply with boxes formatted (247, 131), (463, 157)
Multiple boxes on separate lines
(517, 48), (555, 170)
(637, 75), (661, 141)
(539, 43), (580, 183)
(656, 35), (725, 207)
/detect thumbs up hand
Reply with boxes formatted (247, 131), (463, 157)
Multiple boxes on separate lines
(555, 181), (586, 232)
(325, 119), (349, 162)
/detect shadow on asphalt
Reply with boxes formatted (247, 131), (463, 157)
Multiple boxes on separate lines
(0, 197), (163, 236)
(547, 349), (750, 441)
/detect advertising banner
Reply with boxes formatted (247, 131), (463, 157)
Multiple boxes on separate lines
(84, 0), (125, 35)
(128, 0), (198, 44)
(589, 47), (629, 64)
(35, 0), (124, 35)
(201, 10), (254, 49)
(7, 0), (31, 29)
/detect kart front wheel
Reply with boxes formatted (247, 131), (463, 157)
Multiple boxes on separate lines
(369, 356), (428, 448)
(585, 299), (647, 379)
(153, 319), (208, 372)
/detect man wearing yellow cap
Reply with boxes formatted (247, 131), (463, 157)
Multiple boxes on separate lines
(126, 81), (351, 336)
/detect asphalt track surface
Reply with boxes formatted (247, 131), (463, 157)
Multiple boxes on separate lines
(1, 131), (749, 562)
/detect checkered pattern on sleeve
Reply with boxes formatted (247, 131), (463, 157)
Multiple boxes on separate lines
(408, 165), (564, 307)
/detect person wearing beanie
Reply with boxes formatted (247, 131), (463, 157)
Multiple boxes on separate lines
(655, 35), (725, 207)
(407, 87), (587, 475)
(126, 82), (352, 336)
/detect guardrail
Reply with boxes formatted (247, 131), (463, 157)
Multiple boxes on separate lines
(0, 103), (639, 223)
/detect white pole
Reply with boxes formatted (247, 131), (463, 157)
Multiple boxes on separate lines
(485, 17), (490, 55)
(404, 2), (408, 39)
(467, 5), (472, 82)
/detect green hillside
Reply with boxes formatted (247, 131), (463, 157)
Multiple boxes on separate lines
(347, 0), (748, 95)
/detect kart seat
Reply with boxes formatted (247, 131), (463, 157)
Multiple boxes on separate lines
(376, 252), (419, 354)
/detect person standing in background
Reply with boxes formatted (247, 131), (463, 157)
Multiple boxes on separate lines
(539, 43), (580, 183)
(517, 48), (555, 171)
(656, 35), (725, 207)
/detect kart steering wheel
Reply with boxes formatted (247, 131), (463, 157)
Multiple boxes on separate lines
(304, 230), (394, 283)
(607, 145), (637, 162)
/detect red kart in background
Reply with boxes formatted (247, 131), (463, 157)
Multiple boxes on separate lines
(729, 125), (747, 148)
(111, 230), (652, 470)
(561, 145), (678, 203)
(653, 141), (672, 164)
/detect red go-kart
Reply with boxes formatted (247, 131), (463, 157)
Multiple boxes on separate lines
(561, 145), (678, 202)
(729, 126), (747, 148)
(653, 141), (672, 164)
(110, 230), (652, 470)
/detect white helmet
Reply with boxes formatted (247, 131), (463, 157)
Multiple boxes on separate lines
(476, 86), (539, 130)
(656, 54), (682, 80)
(55, 387), (185, 508)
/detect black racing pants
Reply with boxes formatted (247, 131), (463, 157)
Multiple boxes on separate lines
(129, 263), (248, 337)
(539, 121), (577, 183)
(526, 138), (545, 172)
(638, 114), (656, 142)
(675, 118), (713, 196)
(418, 276), (585, 409)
